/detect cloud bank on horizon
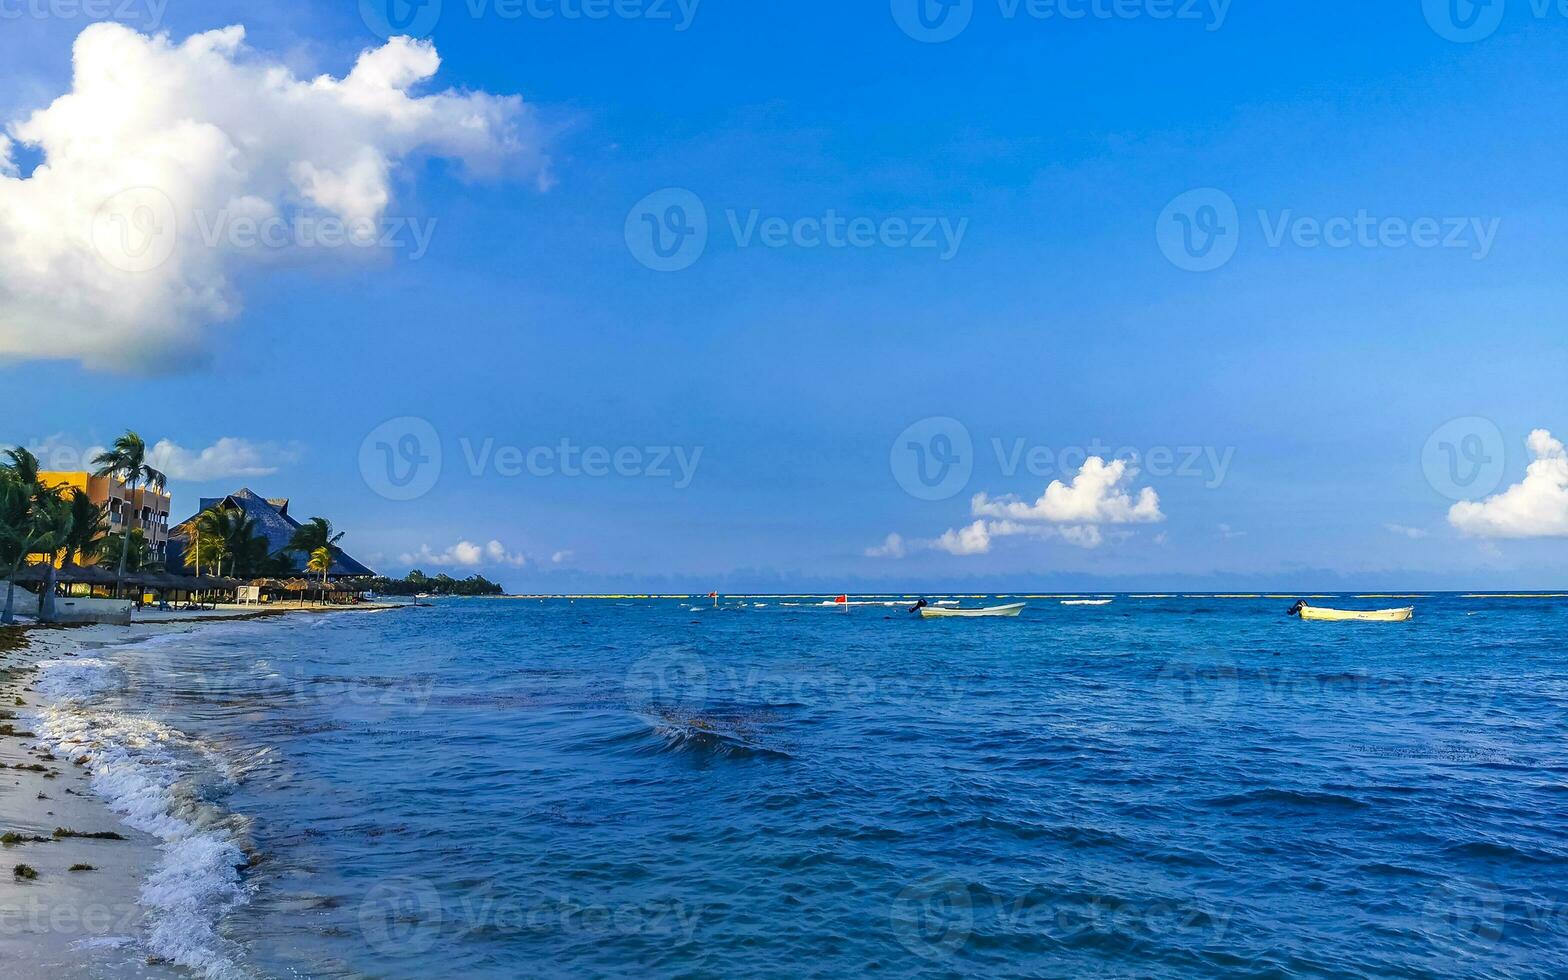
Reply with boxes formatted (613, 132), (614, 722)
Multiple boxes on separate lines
(401, 539), (530, 569)
(871, 456), (1166, 558)
(0, 23), (543, 372)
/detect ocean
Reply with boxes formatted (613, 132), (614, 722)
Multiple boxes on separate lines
(26, 595), (1568, 977)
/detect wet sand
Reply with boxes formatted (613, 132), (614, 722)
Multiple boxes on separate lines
(0, 603), (403, 976)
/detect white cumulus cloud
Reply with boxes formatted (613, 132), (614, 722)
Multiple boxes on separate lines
(400, 539), (528, 568)
(1448, 429), (1568, 538)
(0, 23), (543, 371)
(971, 456), (1163, 524)
(870, 456), (1165, 558)
(147, 437), (302, 481)
(933, 521), (994, 556)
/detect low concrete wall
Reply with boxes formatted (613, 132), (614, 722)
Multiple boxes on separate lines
(49, 595), (134, 626)
(0, 583), (133, 626)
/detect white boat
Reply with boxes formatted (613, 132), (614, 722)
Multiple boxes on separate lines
(919, 602), (1026, 619)
(1061, 599), (1112, 606)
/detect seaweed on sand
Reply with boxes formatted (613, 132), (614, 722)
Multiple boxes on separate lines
(53, 828), (127, 841)
(1, 832), (53, 845)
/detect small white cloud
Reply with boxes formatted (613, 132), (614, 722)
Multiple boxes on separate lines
(933, 521), (993, 556)
(401, 539), (527, 568)
(484, 540), (527, 566)
(1218, 523), (1245, 540)
(1059, 525), (1103, 549)
(864, 533), (908, 559)
(550, 550), (573, 564)
(971, 456), (1163, 525)
(1449, 429), (1568, 538)
(147, 437), (302, 481)
(1385, 523), (1429, 539)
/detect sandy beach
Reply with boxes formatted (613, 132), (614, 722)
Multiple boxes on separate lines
(0, 603), (404, 977)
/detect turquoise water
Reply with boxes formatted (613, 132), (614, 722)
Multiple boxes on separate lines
(37, 595), (1568, 977)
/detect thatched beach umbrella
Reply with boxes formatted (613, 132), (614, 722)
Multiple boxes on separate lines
(7, 563), (51, 584)
(57, 564), (120, 587)
(139, 572), (186, 591)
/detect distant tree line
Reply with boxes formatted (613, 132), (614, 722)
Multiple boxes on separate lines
(368, 569), (504, 596)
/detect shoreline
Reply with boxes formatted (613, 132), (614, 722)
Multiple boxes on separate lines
(0, 602), (404, 977)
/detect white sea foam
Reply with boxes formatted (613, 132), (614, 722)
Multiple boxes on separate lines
(34, 656), (128, 702)
(29, 656), (253, 979)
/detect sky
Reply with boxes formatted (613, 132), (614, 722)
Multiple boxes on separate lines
(2, 0), (1566, 591)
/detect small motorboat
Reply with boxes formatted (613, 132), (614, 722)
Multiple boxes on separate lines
(1289, 600), (1412, 623)
(919, 602), (1026, 619)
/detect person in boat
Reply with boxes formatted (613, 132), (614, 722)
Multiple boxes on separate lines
(908, 598), (928, 614)
(1287, 600), (1306, 617)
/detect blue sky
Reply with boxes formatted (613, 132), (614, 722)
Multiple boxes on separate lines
(3, 1), (1566, 590)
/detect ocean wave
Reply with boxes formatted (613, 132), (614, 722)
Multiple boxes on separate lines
(34, 656), (128, 702)
(635, 711), (793, 760)
(1205, 788), (1370, 810)
(28, 657), (254, 979)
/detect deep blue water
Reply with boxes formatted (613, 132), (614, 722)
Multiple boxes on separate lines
(55, 595), (1568, 977)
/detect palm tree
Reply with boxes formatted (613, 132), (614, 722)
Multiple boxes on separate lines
(91, 432), (167, 598)
(101, 528), (152, 576)
(0, 470), (39, 626)
(287, 517), (343, 559)
(190, 508), (235, 576)
(225, 515), (267, 578)
(307, 546), (332, 604)
(4, 446), (40, 496)
(63, 490), (109, 573)
(30, 492), (75, 622)
(1, 449), (48, 625)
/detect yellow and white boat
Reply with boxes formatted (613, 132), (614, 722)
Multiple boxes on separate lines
(1293, 602), (1413, 623)
(919, 602), (1026, 619)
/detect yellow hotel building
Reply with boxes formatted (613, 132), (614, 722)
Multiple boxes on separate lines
(38, 471), (172, 564)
